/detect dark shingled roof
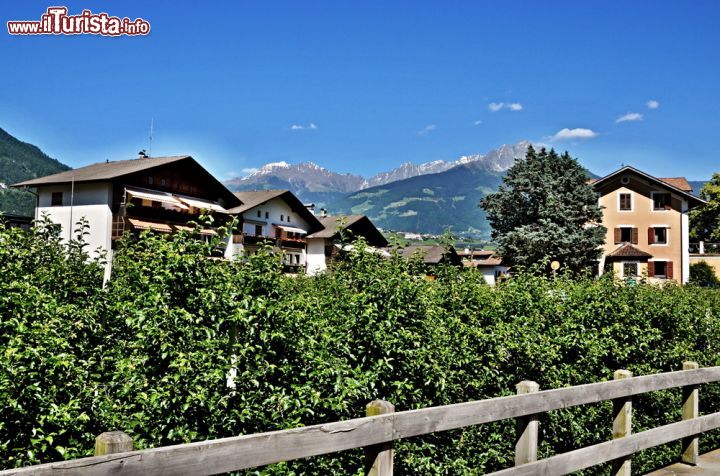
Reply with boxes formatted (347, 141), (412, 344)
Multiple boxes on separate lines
(13, 156), (190, 186)
(607, 243), (653, 258)
(307, 215), (367, 239)
(397, 245), (461, 265)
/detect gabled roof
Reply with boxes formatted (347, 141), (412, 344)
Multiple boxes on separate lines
(607, 243), (653, 258)
(13, 156), (190, 186)
(12, 155), (241, 207)
(227, 190), (323, 233)
(591, 166), (705, 207)
(397, 245), (461, 265)
(307, 214), (388, 247)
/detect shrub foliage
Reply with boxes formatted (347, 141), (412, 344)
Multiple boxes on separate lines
(2, 220), (720, 474)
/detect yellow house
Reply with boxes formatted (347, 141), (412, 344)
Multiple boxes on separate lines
(592, 166), (706, 284)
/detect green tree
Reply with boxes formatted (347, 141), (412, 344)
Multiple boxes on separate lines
(690, 173), (720, 242)
(479, 146), (606, 273)
(689, 261), (719, 287)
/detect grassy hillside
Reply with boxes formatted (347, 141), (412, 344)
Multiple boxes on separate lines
(328, 161), (505, 238)
(0, 128), (69, 216)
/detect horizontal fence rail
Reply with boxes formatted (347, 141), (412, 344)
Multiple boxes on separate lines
(3, 364), (720, 476)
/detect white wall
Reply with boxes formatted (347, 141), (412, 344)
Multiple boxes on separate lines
(306, 238), (327, 275)
(36, 182), (113, 261)
(242, 198), (312, 236)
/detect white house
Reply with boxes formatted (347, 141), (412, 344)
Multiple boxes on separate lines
(305, 214), (388, 275)
(13, 154), (240, 278)
(225, 190), (323, 270)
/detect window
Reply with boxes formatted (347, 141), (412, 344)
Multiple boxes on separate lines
(615, 226), (637, 244)
(654, 261), (667, 277)
(287, 215), (291, 222)
(619, 193), (632, 211)
(257, 210), (261, 218)
(280, 214), (284, 221)
(265, 212), (269, 219)
(254, 225), (262, 236)
(51, 192), (63, 206)
(651, 227), (668, 245)
(652, 193), (671, 211)
(623, 262), (638, 278)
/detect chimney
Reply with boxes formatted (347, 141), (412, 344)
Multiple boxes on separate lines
(305, 203), (316, 215)
(138, 150), (148, 159)
(320, 208), (327, 217)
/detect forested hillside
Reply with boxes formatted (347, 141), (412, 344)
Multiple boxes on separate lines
(0, 128), (69, 216)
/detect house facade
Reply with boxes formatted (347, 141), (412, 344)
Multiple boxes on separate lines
(592, 166), (705, 284)
(225, 190), (323, 271)
(457, 249), (508, 285)
(305, 214), (388, 275)
(13, 154), (240, 273)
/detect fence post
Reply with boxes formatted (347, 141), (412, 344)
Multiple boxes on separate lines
(95, 431), (133, 456)
(515, 380), (540, 466)
(611, 369), (633, 476)
(365, 399), (394, 476)
(681, 361), (700, 465)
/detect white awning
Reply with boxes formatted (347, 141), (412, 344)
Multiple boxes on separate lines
(126, 188), (188, 210)
(177, 196), (228, 213)
(275, 225), (307, 234)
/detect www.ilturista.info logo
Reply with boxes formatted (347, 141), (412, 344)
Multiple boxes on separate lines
(7, 7), (150, 36)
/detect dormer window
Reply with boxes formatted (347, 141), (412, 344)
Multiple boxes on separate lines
(619, 193), (632, 211)
(652, 193), (671, 211)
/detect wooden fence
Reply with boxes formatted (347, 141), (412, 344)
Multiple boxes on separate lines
(3, 362), (720, 476)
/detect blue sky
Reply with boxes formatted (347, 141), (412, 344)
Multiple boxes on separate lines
(1, 1), (718, 180)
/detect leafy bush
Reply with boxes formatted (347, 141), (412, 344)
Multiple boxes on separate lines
(690, 261), (720, 287)
(2, 223), (720, 474)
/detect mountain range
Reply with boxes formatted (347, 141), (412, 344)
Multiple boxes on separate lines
(0, 128), (70, 216)
(224, 141), (531, 237)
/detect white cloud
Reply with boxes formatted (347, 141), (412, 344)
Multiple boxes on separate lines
(241, 167), (259, 175)
(616, 112), (643, 123)
(488, 102), (523, 112)
(646, 100), (660, 109)
(290, 122), (318, 130)
(417, 124), (436, 135)
(473, 120), (483, 126)
(551, 128), (599, 141)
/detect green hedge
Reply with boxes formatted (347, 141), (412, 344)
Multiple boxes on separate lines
(2, 220), (720, 474)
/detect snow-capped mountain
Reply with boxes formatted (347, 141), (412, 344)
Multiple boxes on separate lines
(223, 141), (531, 207)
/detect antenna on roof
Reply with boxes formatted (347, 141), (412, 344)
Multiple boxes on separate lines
(148, 117), (154, 158)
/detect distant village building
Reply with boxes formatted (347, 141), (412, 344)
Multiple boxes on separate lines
(397, 245), (462, 278)
(457, 249), (508, 285)
(591, 166), (706, 284)
(305, 214), (388, 275)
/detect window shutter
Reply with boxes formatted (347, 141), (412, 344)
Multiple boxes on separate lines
(667, 261), (674, 279)
(632, 228), (639, 245)
(648, 227), (655, 245)
(614, 228), (621, 244)
(648, 261), (655, 277)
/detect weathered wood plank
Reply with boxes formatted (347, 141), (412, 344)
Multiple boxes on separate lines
(681, 361), (700, 465)
(611, 370), (633, 476)
(0, 415), (395, 476)
(487, 411), (720, 476)
(392, 367), (720, 439)
(514, 381), (539, 466)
